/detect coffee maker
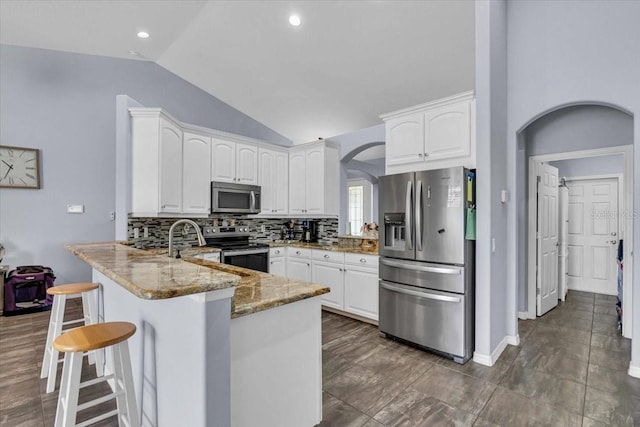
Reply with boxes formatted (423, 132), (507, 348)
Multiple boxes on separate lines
(301, 220), (319, 243)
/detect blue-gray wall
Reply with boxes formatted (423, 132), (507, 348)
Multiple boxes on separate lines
(550, 154), (624, 179)
(0, 45), (291, 283)
(503, 0), (640, 372)
(475, 0), (510, 360)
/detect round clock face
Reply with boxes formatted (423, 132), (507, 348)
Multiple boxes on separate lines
(0, 146), (40, 189)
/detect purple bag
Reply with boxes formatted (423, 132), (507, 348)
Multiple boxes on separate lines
(3, 265), (55, 316)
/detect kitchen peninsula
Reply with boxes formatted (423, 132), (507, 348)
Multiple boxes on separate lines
(65, 242), (329, 427)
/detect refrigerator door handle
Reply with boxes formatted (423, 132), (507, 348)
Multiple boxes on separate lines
(406, 180), (413, 250)
(416, 180), (423, 251)
(380, 258), (462, 275)
(380, 281), (461, 303)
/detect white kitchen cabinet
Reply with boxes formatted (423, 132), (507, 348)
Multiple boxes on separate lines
(158, 117), (183, 213)
(259, 148), (289, 215)
(311, 260), (344, 310)
(289, 141), (339, 216)
(182, 131), (211, 215)
(344, 265), (378, 321)
(287, 248), (311, 282)
(269, 247), (287, 277)
(130, 109), (188, 216)
(211, 139), (258, 185)
(382, 91), (476, 174)
(385, 112), (425, 166)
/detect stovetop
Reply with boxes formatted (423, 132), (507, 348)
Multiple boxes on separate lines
(208, 241), (269, 251)
(202, 225), (268, 251)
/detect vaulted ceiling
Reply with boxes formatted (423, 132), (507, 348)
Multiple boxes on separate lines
(1, 0), (475, 144)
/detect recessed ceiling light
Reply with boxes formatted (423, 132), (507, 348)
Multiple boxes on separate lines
(289, 15), (301, 27)
(137, 31), (150, 39)
(128, 50), (141, 56)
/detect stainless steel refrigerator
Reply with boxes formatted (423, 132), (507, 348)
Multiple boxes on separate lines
(378, 167), (475, 364)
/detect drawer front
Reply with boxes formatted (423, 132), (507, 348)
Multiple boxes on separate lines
(344, 253), (378, 269)
(269, 247), (286, 258)
(288, 247), (311, 259)
(311, 249), (344, 263)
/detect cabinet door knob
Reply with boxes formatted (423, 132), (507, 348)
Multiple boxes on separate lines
(324, 254), (329, 258)
(418, 153), (423, 157)
(424, 152), (429, 157)
(360, 258), (366, 263)
(296, 251), (301, 255)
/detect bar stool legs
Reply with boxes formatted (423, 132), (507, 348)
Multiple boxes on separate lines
(40, 283), (103, 393)
(53, 322), (139, 427)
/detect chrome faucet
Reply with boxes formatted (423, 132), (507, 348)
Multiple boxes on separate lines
(168, 219), (206, 258)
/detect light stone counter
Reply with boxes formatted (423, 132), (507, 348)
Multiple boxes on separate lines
(269, 240), (379, 255)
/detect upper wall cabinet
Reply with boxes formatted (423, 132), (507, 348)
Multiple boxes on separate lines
(211, 139), (258, 185)
(289, 141), (339, 216)
(258, 148), (288, 215)
(130, 110), (212, 217)
(183, 131), (212, 215)
(381, 91), (476, 174)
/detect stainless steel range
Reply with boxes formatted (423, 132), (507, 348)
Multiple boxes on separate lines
(203, 226), (269, 272)
(378, 167), (475, 364)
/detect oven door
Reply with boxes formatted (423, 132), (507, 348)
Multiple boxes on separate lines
(222, 249), (269, 273)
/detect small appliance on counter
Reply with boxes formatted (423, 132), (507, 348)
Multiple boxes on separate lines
(301, 220), (319, 243)
(282, 220), (296, 241)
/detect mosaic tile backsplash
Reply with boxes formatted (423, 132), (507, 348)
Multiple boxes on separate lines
(127, 214), (339, 249)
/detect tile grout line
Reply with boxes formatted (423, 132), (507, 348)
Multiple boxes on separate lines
(581, 298), (596, 424)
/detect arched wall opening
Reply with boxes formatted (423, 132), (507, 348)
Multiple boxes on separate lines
(513, 103), (634, 338)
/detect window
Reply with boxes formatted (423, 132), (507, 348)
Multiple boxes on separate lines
(348, 185), (364, 235)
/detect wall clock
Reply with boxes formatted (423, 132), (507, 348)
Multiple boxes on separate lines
(0, 145), (41, 189)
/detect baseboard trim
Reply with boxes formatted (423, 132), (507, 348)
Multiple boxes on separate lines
(517, 311), (535, 320)
(506, 334), (520, 346)
(473, 335), (509, 367)
(629, 363), (640, 378)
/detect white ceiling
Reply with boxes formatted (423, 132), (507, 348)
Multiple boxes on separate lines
(0, 1), (475, 144)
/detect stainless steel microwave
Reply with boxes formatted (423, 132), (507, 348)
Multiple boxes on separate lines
(211, 181), (261, 214)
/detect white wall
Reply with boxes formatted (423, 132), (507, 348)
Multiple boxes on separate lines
(504, 0), (640, 373)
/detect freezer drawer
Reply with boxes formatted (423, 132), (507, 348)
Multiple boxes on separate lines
(379, 280), (471, 362)
(379, 257), (465, 294)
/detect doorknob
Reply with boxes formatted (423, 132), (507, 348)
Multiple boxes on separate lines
(611, 232), (617, 236)
(610, 240), (618, 245)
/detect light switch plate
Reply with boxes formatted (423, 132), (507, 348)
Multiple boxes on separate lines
(67, 204), (84, 214)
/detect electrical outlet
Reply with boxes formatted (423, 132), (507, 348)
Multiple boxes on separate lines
(261, 225), (266, 233)
(143, 227), (149, 238)
(134, 228), (140, 239)
(109, 211), (116, 221)
(491, 238), (496, 253)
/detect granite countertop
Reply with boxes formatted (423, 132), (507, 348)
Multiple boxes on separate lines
(65, 242), (330, 318)
(268, 241), (379, 255)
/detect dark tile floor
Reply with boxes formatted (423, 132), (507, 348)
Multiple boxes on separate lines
(1, 291), (638, 426)
(320, 291), (640, 427)
(0, 299), (117, 427)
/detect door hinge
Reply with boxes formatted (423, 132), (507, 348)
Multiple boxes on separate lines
(537, 176), (541, 183)
(536, 288), (541, 296)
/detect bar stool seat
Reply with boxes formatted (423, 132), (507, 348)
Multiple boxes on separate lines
(53, 322), (139, 427)
(41, 283), (103, 393)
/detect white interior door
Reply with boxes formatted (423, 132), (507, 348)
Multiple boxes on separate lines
(566, 178), (619, 295)
(537, 163), (559, 316)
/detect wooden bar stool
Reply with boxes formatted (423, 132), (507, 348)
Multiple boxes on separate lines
(41, 283), (104, 393)
(53, 322), (139, 427)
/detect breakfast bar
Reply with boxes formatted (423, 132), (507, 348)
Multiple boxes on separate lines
(65, 242), (329, 427)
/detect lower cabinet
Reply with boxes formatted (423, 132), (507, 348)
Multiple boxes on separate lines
(343, 265), (378, 320)
(286, 248), (312, 282)
(311, 260), (344, 310)
(269, 248), (286, 277)
(273, 247), (379, 321)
